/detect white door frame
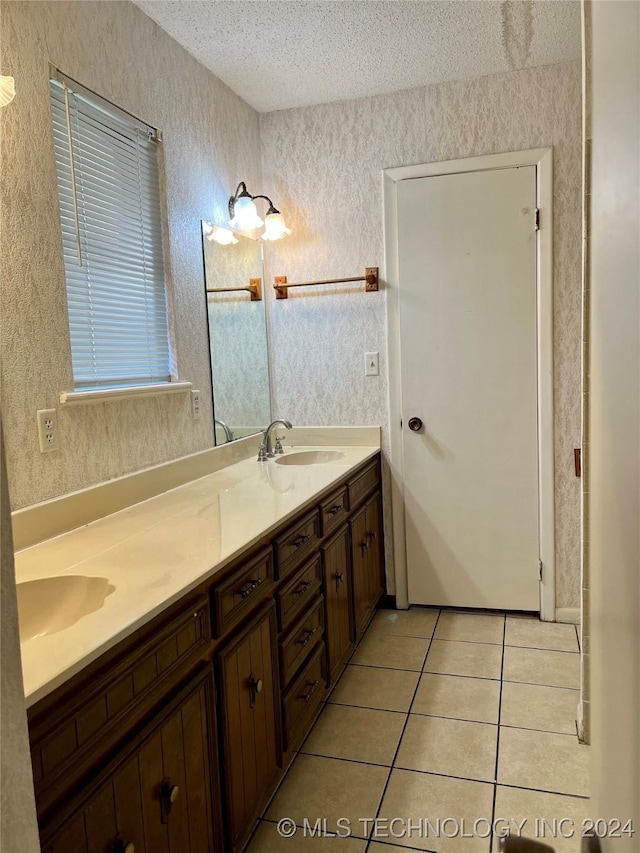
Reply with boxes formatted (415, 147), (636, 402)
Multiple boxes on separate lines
(383, 148), (555, 621)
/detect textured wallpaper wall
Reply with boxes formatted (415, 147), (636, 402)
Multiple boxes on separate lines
(260, 61), (583, 608)
(1, 1), (262, 509)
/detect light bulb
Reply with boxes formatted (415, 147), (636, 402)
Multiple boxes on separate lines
(205, 224), (239, 245)
(262, 212), (292, 241)
(229, 195), (264, 231)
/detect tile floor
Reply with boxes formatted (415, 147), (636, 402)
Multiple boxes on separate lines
(247, 609), (590, 852)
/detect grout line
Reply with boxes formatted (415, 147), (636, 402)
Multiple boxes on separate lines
(495, 781), (590, 801)
(502, 677), (580, 690)
(490, 614), (507, 848)
(366, 609), (443, 842)
(499, 723), (582, 737)
(504, 642), (580, 654)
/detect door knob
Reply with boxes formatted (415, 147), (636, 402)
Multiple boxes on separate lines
(408, 417), (423, 432)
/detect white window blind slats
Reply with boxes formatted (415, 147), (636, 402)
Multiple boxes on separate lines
(50, 78), (171, 391)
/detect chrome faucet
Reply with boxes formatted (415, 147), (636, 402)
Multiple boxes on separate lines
(259, 419), (293, 460)
(214, 418), (234, 443)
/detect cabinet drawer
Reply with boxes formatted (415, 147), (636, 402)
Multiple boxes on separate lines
(319, 486), (349, 537)
(212, 547), (274, 637)
(29, 595), (211, 823)
(279, 597), (324, 688)
(274, 509), (320, 579)
(276, 554), (322, 631)
(282, 642), (326, 751)
(347, 459), (379, 509)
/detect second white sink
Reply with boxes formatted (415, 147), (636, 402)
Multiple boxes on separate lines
(275, 450), (345, 466)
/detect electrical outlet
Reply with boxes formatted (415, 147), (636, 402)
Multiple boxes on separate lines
(365, 351), (379, 376)
(191, 389), (202, 420)
(37, 408), (58, 453)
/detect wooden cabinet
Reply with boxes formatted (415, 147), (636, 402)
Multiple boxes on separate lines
(217, 603), (281, 852)
(350, 491), (384, 638)
(41, 669), (220, 853)
(322, 525), (354, 680)
(30, 452), (385, 853)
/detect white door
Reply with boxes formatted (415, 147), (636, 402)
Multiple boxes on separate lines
(398, 166), (540, 611)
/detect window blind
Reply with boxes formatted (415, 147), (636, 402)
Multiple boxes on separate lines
(50, 76), (171, 390)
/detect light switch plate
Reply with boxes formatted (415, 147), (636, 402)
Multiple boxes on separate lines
(365, 352), (379, 376)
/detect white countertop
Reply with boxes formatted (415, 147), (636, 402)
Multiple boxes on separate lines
(16, 445), (379, 707)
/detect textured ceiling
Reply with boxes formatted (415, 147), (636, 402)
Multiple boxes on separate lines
(134, 0), (582, 113)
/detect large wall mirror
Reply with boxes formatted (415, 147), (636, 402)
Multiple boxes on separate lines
(202, 222), (272, 444)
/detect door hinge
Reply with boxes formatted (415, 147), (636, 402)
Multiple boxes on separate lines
(538, 559), (543, 581)
(535, 208), (540, 231)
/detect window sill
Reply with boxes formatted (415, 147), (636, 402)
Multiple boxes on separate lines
(59, 381), (193, 406)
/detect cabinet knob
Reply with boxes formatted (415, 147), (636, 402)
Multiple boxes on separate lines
(248, 673), (264, 707)
(249, 676), (264, 693)
(335, 572), (344, 583)
(329, 505), (342, 516)
(160, 779), (179, 822)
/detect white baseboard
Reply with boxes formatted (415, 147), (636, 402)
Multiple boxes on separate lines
(555, 607), (581, 624)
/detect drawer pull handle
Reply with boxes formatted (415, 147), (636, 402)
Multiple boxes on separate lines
(298, 626), (318, 647)
(335, 571), (344, 591)
(329, 505), (342, 516)
(113, 840), (135, 853)
(295, 580), (313, 596)
(248, 673), (264, 707)
(367, 531), (376, 541)
(301, 679), (319, 703)
(160, 779), (179, 822)
(294, 534), (311, 548)
(239, 577), (263, 599)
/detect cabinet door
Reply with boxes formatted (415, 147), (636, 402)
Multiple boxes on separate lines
(350, 492), (385, 638)
(365, 492), (385, 614)
(350, 502), (371, 637)
(44, 669), (218, 853)
(138, 672), (215, 853)
(46, 750), (145, 853)
(322, 525), (353, 680)
(218, 603), (281, 852)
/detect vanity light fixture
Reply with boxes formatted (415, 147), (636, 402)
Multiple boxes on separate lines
(203, 222), (239, 245)
(228, 181), (291, 240)
(0, 76), (16, 108)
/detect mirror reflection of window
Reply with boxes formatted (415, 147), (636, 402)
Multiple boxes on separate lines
(201, 222), (272, 444)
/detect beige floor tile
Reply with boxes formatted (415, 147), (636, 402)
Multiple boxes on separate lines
(505, 617), (579, 653)
(498, 727), (589, 797)
(424, 640), (502, 679)
(435, 612), (504, 645)
(503, 647), (580, 689)
(501, 682), (579, 735)
(412, 673), (500, 723)
(302, 704), (406, 765)
(395, 714), (497, 782)
(247, 821), (367, 851)
(368, 607), (439, 639)
(329, 665), (420, 712)
(351, 633), (430, 671)
(493, 786), (591, 853)
(376, 768), (494, 852)
(266, 754), (389, 837)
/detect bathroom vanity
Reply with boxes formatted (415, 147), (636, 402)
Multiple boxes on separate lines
(20, 447), (385, 852)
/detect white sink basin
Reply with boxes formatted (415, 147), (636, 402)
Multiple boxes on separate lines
(275, 450), (345, 466)
(16, 575), (115, 642)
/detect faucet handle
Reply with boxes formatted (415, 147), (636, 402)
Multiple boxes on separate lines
(274, 437), (286, 455)
(257, 443), (267, 462)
